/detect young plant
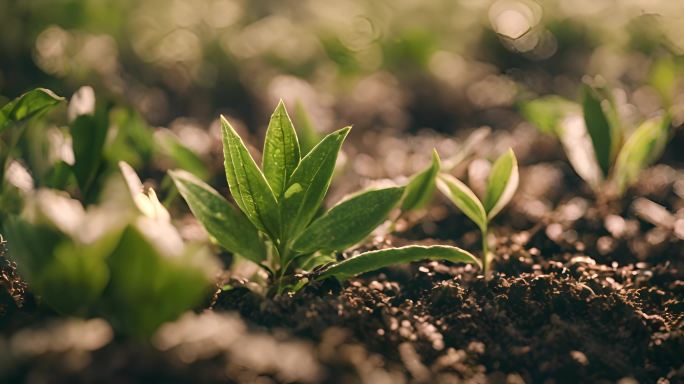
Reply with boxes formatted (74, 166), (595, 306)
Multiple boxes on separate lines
(2, 163), (218, 338)
(170, 101), (479, 293)
(520, 83), (671, 198)
(436, 149), (519, 276)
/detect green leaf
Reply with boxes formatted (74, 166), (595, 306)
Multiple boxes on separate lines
(170, 169), (266, 264)
(582, 85), (619, 176)
(293, 101), (322, 155)
(106, 224), (216, 337)
(221, 115), (280, 239)
(282, 126), (351, 240)
(0, 88), (64, 134)
(613, 115), (670, 195)
(483, 149), (519, 220)
(263, 101), (301, 196)
(401, 149), (440, 213)
(317, 245), (480, 281)
(70, 106), (109, 196)
(436, 173), (487, 231)
(650, 57), (678, 106)
(156, 130), (209, 181)
(519, 96), (579, 135)
(293, 186), (404, 253)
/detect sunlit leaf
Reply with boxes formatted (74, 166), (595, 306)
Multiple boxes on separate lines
(263, 101), (300, 196)
(221, 115), (280, 239)
(558, 114), (604, 190)
(293, 186), (404, 253)
(401, 149), (440, 213)
(519, 96), (579, 135)
(0, 88), (64, 134)
(282, 126), (350, 240)
(483, 149), (518, 219)
(436, 173), (487, 231)
(613, 115), (670, 195)
(581, 84), (620, 176)
(119, 161), (170, 222)
(317, 245), (480, 281)
(170, 169), (266, 264)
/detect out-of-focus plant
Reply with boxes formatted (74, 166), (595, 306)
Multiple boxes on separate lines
(521, 83), (671, 197)
(3, 163), (218, 338)
(436, 149), (519, 276)
(171, 101), (479, 293)
(0, 88), (64, 219)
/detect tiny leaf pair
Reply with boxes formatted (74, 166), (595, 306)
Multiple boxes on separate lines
(172, 101), (479, 292)
(436, 149), (519, 275)
(521, 83), (671, 197)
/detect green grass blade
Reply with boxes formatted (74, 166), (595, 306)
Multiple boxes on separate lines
(483, 149), (519, 220)
(317, 245), (480, 280)
(282, 126), (351, 240)
(436, 173), (487, 231)
(221, 115), (280, 239)
(401, 149), (440, 213)
(0, 88), (64, 134)
(582, 84), (616, 176)
(293, 186), (404, 253)
(170, 169), (266, 264)
(262, 101), (301, 196)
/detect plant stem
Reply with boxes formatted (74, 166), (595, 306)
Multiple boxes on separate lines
(481, 227), (489, 277)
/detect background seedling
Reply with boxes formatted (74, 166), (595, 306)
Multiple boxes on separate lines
(171, 101), (479, 293)
(436, 149), (519, 276)
(521, 83), (671, 198)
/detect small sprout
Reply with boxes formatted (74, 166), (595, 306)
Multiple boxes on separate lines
(521, 83), (671, 198)
(171, 101), (479, 292)
(398, 149), (441, 218)
(437, 149), (519, 276)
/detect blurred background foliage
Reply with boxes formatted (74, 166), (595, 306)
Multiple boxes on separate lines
(1, 0), (683, 135)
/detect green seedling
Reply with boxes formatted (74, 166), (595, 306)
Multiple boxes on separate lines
(171, 101), (479, 293)
(394, 127), (491, 226)
(2, 163), (218, 338)
(521, 83), (671, 198)
(436, 149), (519, 276)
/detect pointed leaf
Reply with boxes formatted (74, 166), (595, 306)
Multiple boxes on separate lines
(221, 115), (280, 239)
(0, 88), (64, 133)
(71, 106), (109, 195)
(318, 245), (480, 281)
(483, 149), (519, 219)
(293, 186), (404, 253)
(582, 85), (619, 176)
(613, 115), (670, 195)
(436, 174), (487, 231)
(170, 169), (266, 263)
(558, 114), (604, 190)
(401, 149), (440, 213)
(263, 101), (301, 195)
(282, 126), (351, 239)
